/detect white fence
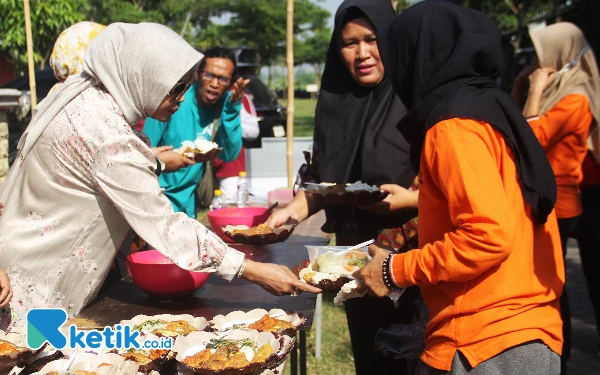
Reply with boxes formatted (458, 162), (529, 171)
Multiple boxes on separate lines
(246, 137), (313, 197)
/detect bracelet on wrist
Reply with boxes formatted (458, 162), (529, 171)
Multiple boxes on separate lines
(382, 254), (401, 290)
(155, 157), (163, 177)
(237, 258), (248, 278)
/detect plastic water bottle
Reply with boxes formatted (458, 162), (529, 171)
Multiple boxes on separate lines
(237, 172), (249, 207)
(210, 190), (225, 211)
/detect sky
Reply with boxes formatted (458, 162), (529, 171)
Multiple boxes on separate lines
(211, 0), (342, 79)
(212, 0), (341, 27)
(322, 0), (341, 27)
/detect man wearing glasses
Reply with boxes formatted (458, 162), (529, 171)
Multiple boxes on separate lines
(143, 47), (248, 218)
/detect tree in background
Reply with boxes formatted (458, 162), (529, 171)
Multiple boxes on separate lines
(393, 1), (576, 49)
(1, 0), (235, 76)
(88, 0), (230, 39)
(88, 0), (164, 24)
(294, 27), (330, 86)
(0, 0), (88, 74)
(392, 0), (420, 13)
(451, 0), (568, 52)
(393, 1), (574, 34)
(1, 0), (331, 87)
(450, 0), (566, 33)
(294, 3), (330, 87)
(221, 0), (331, 88)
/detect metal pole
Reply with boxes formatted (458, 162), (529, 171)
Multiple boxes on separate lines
(300, 330), (307, 375)
(23, 0), (37, 108)
(286, 0), (295, 187)
(315, 292), (323, 359)
(290, 333), (298, 375)
(503, 0), (520, 15)
(180, 11), (192, 37)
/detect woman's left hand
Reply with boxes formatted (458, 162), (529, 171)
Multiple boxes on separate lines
(229, 77), (251, 102)
(358, 184), (418, 215)
(528, 67), (557, 94)
(0, 269), (12, 308)
(354, 244), (392, 297)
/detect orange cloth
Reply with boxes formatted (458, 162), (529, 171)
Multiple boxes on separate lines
(390, 118), (564, 371)
(527, 94), (593, 218)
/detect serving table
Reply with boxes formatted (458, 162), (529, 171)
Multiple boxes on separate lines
(75, 212), (329, 375)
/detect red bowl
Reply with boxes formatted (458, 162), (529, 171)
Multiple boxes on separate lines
(207, 206), (271, 243)
(126, 250), (210, 300)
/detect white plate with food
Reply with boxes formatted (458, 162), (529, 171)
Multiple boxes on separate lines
(36, 352), (141, 375)
(0, 327), (47, 372)
(221, 224), (295, 246)
(173, 329), (284, 375)
(298, 245), (371, 291)
(119, 314), (209, 338)
(174, 139), (222, 163)
(107, 333), (172, 374)
(209, 309), (305, 335)
(303, 181), (387, 206)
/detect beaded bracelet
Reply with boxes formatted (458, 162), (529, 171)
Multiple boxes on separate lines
(237, 258), (248, 278)
(382, 254), (400, 290)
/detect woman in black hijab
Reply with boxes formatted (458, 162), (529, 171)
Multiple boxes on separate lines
(267, 0), (422, 373)
(356, 1), (564, 374)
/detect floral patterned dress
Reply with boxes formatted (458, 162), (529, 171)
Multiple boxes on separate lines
(0, 86), (245, 331)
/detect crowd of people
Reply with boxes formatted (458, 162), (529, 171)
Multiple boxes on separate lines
(1, 0), (600, 374)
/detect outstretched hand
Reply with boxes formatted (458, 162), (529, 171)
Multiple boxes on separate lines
(358, 184), (418, 215)
(265, 208), (299, 228)
(241, 259), (321, 296)
(229, 77), (250, 102)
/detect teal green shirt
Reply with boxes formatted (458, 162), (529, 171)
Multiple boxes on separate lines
(143, 83), (242, 217)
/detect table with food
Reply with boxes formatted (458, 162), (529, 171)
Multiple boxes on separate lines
(0, 180), (388, 375)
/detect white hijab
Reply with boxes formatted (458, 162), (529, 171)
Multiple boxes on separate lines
(531, 22), (600, 162)
(17, 22), (203, 160)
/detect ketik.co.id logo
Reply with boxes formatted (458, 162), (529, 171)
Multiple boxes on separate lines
(26, 308), (172, 350)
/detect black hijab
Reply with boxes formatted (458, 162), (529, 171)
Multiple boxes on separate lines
(377, 0), (556, 224)
(314, 0), (412, 189)
(314, 0), (415, 233)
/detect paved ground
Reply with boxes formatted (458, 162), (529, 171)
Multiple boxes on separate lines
(565, 239), (600, 375)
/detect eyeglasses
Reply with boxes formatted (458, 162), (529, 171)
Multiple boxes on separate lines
(168, 76), (194, 100)
(201, 71), (231, 86)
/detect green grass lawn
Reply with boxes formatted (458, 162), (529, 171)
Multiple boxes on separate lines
(280, 98), (317, 138)
(284, 292), (355, 375)
(283, 234), (353, 375)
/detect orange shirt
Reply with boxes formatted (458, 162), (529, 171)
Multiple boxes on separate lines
(527, 94), (593, 218)
(390, 118), (564, 371)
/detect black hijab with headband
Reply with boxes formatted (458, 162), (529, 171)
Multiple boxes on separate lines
(377, 0), (556, 224)
(314, 0), (414, 233)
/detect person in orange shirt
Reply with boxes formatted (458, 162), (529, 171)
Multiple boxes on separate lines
(512, 22), (600, 371)
(356, 1), (564, 374)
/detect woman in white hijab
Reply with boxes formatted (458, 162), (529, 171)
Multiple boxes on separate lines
(0, 22), (319, 331)
(512, 22), (600, 372)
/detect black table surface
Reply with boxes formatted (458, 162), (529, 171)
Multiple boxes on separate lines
(74, 212), (329, 329)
